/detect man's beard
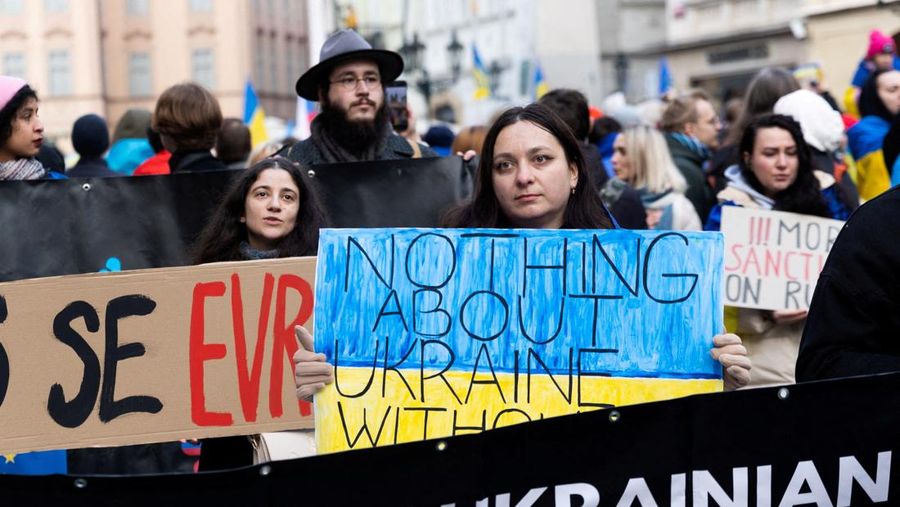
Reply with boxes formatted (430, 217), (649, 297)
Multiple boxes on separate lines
(318, 98), (389, 156)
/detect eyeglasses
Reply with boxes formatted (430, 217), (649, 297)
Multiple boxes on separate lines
(330, 75), (381, 91)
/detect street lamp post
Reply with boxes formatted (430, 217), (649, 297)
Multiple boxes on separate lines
(447, 30), (464, 82)
(398, 30), (466, 120)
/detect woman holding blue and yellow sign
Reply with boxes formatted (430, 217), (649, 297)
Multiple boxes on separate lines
(294, 103), (752, 410)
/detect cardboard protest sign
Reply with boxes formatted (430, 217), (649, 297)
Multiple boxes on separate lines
(721, 206), (844, 311)
(0, 257), (315, 455)
(313, 228), (724, 454)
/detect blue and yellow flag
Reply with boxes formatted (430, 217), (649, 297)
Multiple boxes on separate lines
(243, 79), (269, 148)
(312, 228), (725, 453)
(472, 46), (491, 100)
(533, 62), (548, 100)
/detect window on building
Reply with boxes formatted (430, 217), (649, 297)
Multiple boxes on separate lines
(189, 0), (211, 12)
(47, 49), (72, 95)
(255, 36), (267, 90)
(126, 0), (148, 16)
(269, 38), (279, 94)
(129, 52), (152, 97)
(285, 42), (296, 92)
(44, 0), (68, 12)
(3, 52), (25, 79)
(192, 48), (215, 90)
(0, 0), (23, 15)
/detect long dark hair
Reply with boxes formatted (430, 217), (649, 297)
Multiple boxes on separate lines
(192, 157), (328, 263)
(0, 85), (38, 147)
(738, 114), (830, 218)
(444, 103), (613, 229)
(725, 67), (799, 146)
(858, 69), (897, 122)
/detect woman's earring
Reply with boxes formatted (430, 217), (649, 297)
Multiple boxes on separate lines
(570, 186), (576, 195)
(239, 217), (246, 223)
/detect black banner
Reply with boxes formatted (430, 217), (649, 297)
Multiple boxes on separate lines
(0, 157), (470, 282)
(0, 171), (235, 282)
(1, 372), (896, 506)
(302, 156), (472, 228)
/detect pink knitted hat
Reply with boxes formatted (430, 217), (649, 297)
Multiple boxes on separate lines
(867, 30), (895, 59)
(0, 76), (27, 112)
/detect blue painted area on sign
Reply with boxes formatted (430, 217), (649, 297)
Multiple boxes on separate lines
(314, 228), (724, 379)
(99, 257), (122, 272)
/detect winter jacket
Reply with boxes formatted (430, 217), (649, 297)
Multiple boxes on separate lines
(598, 178), (647, 230)
(664, 133), (714, 222)
(106, 138), (155, 175)
(585, 144), (647, 230)
(639, 188), (701, 231)
(133, 151), (172, 176)
(168, 150), (228, 174)
(846, 115), (892, 200)
(284, 132), (436, 166)
(706, 165), (850, 387)
(796, 185), (900, 381)
(850, 55), (900, 88)
(67, 157), (120, 178)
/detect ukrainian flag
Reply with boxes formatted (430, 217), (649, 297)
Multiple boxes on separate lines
(473, 46), (491, 100)
(846, 116), (892, 200)
(534, 62), (548, 100)
(243, 80), (269, 148)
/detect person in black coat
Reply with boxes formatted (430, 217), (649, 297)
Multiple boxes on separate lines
(152, 82), (228, 173)
(796, 186), (900, 381)
(285, 29), (435, 165)
(67, 114), (119, 178)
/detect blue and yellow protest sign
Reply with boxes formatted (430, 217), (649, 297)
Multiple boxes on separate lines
(313, 228), (724, 453)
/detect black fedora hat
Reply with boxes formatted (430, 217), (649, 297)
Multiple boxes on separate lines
(295, 29), (404, 101)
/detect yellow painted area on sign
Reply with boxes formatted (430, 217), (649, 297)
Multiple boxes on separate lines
(315, 368), (722, 454)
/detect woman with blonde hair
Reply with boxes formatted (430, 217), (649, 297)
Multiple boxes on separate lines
(611, 125), (701, 230)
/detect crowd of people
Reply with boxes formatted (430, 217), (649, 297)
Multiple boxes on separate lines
(1, 26), (899, 473)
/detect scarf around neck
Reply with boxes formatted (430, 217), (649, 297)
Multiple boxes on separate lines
(670, 132), (711, 161)
(0, 158), (46, 180)
(239, 241), (280, 260)
(310, 115), (390, 164)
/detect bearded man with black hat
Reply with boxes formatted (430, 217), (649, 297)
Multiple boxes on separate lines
(285, 29), (436, 164)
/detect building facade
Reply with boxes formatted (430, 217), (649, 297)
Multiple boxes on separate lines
(661, 0), (807, 101)
(0, 0), (310, 152)
(339, 0), (603, 126)
(596, 0), (668, 103)
(655, 0), (900, 104)
(805, 0), (900, 103)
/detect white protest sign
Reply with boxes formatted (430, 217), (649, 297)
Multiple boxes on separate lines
(721, 206), (844, 311)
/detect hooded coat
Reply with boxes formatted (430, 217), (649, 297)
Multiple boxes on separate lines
(705, 165), (851, 387)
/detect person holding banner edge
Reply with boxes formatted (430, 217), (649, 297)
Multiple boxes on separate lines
(193, 156), (327, 470)
(294, 103), (752, 408)
(705, 114), (851, 388)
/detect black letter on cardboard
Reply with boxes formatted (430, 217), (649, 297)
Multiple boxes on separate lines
(99, 295), (162, 423)
(48, 301), (101, 428)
